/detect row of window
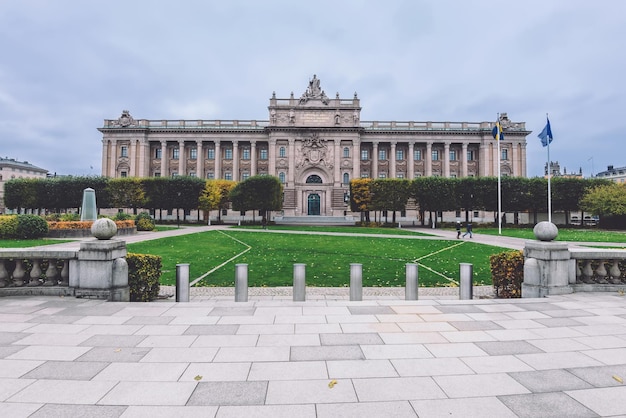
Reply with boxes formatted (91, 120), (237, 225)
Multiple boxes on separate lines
(120, 145), (509, 162)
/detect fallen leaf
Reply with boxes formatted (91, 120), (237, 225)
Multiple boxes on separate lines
(194, 375), (203, 381)
(328, 379), (337, 388)
(613, 375), (623, 383)
(114, 348), (121, 353)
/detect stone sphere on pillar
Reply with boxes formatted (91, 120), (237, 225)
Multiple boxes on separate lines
(533, 221), (558, 241)
(91, 218), (118, 240)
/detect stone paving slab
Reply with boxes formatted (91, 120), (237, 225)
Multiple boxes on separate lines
(1, 292), (626, 416)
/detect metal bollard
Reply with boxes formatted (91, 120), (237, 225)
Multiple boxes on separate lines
(350, 263), (363, 301)
(235, 264), (248, 302)
(293, 263), (306, 301)
(175, 263), (190, 302)
(405, 263), (419, 300)
(459, 263), (473, 300)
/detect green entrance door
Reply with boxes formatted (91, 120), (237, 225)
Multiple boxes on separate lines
(307, 193), (320, 215)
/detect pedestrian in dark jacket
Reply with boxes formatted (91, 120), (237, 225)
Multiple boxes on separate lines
(456, 222), (461, 239)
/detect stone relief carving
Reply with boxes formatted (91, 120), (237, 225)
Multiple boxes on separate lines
(296, 132), (333, 169)
(113, 110), (136, 127)
(299, 74), (330, 105)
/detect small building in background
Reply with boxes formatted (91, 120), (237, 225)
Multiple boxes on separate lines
(544, 161), (583, 179)
(0, 157), (48, 214)
(595, 165), (626, 183)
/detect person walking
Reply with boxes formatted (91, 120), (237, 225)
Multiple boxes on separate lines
(455, 221), (461, 239)
(462, 222), (473, 238)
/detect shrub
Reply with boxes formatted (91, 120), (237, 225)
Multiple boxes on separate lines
(490, 250), (524, 298)
(113, 212), (133, 221)
(15, 215), (49, 239)
(135, 212), (155, 231)
(0, 215), (19, 238)
(127, 253), (162, 302)
(60, 213), (80, 222)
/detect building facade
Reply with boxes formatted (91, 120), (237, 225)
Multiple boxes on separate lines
(99, 76), (530, 218)
(595, 165), (626, 183)
(0, 158), (48, 214)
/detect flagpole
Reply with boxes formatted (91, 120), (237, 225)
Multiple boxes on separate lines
(497, 113), (502, 235)
(546, 113), (552, 223)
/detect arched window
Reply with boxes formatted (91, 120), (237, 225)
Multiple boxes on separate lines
(343, 147), (350, 158)
(306, 175), (322, 184)
(343, 173), (349, 184)
(279, 147), (286, 158)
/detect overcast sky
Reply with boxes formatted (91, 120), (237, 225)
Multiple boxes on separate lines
(1, 0), (624, 178)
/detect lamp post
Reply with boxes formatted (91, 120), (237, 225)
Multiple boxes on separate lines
(177, 192), (181, 228)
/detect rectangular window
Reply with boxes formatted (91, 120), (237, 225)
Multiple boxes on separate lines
(396, 149), (404, 161)
(120, 146), (128, 157)
(343, 147), (350, 158)
(361, 149), (369, 160)
(207, 172), (214, 179)
(225, 172), (232, 180)
(190, 148), (197, 160)
(242, 172), (250, 180)
(279, 147), (286, 158)
(378, 173), (387, 178)
(414, 150), (422, 161)
(207, 149), (215, 160)
(397, 173), (404, 179)
(242, 148), (250, 160)
(260, 149), (268, 160)
(449, 150), (456, 161)
(501, 149), (508, 160)
(154, 172), (161, 177)
(431, 150), (439, 161)
(225, 149), (233, 160)
(173, 148), (179, 160)
(189, 172), (196, 177)
(467, 150), (475, 161)
(379, 149), (387, 161)
(172, 172), (178, 177)
(155, 148), (162, 159)
(361, 173), (369, 178)
(120, 171), (127, 177)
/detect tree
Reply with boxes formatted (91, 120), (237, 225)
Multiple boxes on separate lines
(349, 178), (372, 222)
(199, 179), (236, 222)
(370, 179), (411, 223)
(106, 178), (146, 214)
(412, 177), (458, 226)
(580, 183), (626, 217)
(230, 175), (283, 220)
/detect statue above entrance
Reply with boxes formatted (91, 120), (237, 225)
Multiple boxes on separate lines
(299, 74), (330, 105)
(296, 132), (333, 169)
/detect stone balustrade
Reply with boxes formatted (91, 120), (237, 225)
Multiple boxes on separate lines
(0, 250), (76, 294)
(570, 249), (626, 288)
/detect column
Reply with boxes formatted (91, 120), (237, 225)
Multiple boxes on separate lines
(250, 141), (257, 176)
(352, 139), (360, 179)
(334, 139), (341, 186)
(443, 142), (450, 177)
(461, 143), (468, 177)
(520, 143), (527, 177)
(372, 141), (379, 178)
(390, 141), (397, 178)
(109, 140), (117, 177)
(196, 140), (204, 178)
(288, 139), (295, 186)
(178, 140), (186, 176)
(425, 141), (432, 177)
(137, 138), (148, 177)
(101, 140), (108, 177)
(232, 140), (239, 181)
(214, 141), (221, 178)
(408, 141), (415, 179)
(479, 143), (488, 177)
(129, 139), (137, 176)
(512, 142), (519, 176)
(493, 142), (499, 177)
(268, 139), (277, 175)
(160, 140), (167, 177)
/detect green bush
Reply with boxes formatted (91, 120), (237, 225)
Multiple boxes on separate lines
(113, 212), (133, 221)
(490, 250), (524, 298)
(15, 215), (49, 239)
(60, 213), (80, 222)
(0, 215), (19, 238)
(135, 212), (155, 231)
(127, 253), (162, 302)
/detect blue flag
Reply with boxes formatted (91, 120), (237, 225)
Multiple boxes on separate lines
(538, 117), (553, 147)
(491, 121), (504, 141)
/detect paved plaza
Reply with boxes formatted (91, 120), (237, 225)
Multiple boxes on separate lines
(1, 227), (626, 417)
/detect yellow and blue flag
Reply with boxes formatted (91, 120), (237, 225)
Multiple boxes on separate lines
(491, 120), (504, 141)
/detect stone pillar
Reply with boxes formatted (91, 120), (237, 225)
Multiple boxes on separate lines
(214, 141), (221, 178)
(479, 143), (487, 177)
(129, 139), (137, 176)
(178, 140), (186, 176)
(390, 142), (397, 178)
(425, 141), (433, 176)
(269, 139), (277, 175)
(288, 139), (295, 186)
(250, 141), (257, 176)
(232, 140), (239, 181)
(522, 222), (573, 297)
(408, 142), (415, 179)
(372, 142), (379, 178)
(461, 143), (468, 177)
(137, 138), (148, 177)
(492, 141), (499, 178)
(109, 140), (117, 177)
(160, 140), (167, 177)
(334, 139), (341, 186)
(196, 140), (204, 178)
(352, 139), (360, 179)
(101, 140), (109, 177)
(521, 143), (527, 177)
(443, 142), (450, 177)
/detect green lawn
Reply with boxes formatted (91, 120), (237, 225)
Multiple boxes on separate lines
(232, 225), (433, 236)
(475, 227), (626, 243)
(127, 230), (509, 287)
(0, 239), (73, 248)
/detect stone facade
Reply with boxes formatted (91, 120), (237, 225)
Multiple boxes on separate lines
(99, 76), (530, 218)
(0, 158), (48, 214)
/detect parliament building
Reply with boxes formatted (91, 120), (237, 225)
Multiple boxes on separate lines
(99, 76), (530, 221)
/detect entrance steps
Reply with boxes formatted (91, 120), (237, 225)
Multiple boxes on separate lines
(274, 216), (356, 225)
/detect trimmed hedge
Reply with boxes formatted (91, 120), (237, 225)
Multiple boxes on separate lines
(0, 215), (48, 239)
(135, 212), (155, 231)
(0, 215), (19, 238)
(490, 250), (524, 298)
(127, 253), (162, 302)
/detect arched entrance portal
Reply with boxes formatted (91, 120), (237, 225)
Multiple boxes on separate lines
(307, 194), (321, 215)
